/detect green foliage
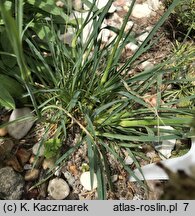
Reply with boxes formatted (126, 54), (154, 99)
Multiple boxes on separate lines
(44, 138), (62, 159)
(0, 74), (25, 108)
(163, 41), (195, 108)
(164, 0), (195, 32)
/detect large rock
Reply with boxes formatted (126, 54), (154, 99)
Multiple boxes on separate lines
(7, 108), (35, 139)
(0, 167), (24, 199)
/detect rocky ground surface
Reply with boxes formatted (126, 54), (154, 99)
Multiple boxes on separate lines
(0, 0), (194, 200)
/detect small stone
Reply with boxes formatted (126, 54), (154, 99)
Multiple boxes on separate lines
(5, 155), (23, 172)
(107, 13), (123, 28)
(147, 0), (161, 11)
(56, 0), (64, 7)
(63, 171), (75, 187)
(73, 0), (82, 10)
(32, 142), (45, 156)
(29, 155), (36, 164)
(131, 3), (152, 18)
(146, 150), (156, 159)
(108, 4), (117, 13)
(42, 158), (55, 170)
(125, 21), (134, 32)
(24, 169), (40, 181)
(80, 171), (98, 191)
(137, 32), (149, 43)
(0, 139), (14, 158)
(54, 166), (61, 177)
(123, 5), (130, 12)
(16, 148), (31, 165)
(146, 25), (153, 32)
(48, 178), (70, 200)
(111, 174), (118, 183)
(23, 164), (32, 170)
(118, 175), (124, 180)
(7, 108), (35, 139)
(113, 0), (126, 7)
(125, 42), (139, 53)
(99, 27), (111, 43)
(69, 165), (78, 175)
(0, 127), (8, 136)
(124, 156), (134, 165)
(140, 60), (154, 71)
(0, 167), (24, 199)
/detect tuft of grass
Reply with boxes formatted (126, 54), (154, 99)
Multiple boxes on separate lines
(164, 0), (195, 32)
(163, 40), (195, 108)
(0, 0), (194, 199)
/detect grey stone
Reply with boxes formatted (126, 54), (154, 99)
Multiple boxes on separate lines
(7, 108), (35, 139)
(0, 167), (24, 199)
(63, 171), (75, 187)
(48, 178), (70, 200)
(32, 142), (45, 156)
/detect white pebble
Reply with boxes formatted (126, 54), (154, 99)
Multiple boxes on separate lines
(80, 171), (98, 191)
(140, 61), (154, 71)
(131, 3), (152, 18)
(125, 21), (134, 32)
(124, 156), (134, 165)
(54, 166), (61, 177)
(147, 0), (161, 11)
(73, 0), (82, 10)
(125, 42), (139, 52)
(111, 174), (118, 183)
(137, 32), (149, 43)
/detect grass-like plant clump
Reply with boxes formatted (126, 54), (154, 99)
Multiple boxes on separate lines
(0, 0), (194, 199)
(164, 40), (195, 108)
(164, 0), (195, 37)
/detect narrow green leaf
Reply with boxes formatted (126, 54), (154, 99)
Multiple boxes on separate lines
(0, 85), (15, 109)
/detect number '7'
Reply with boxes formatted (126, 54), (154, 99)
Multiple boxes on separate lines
(183, 203), (189, 211)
